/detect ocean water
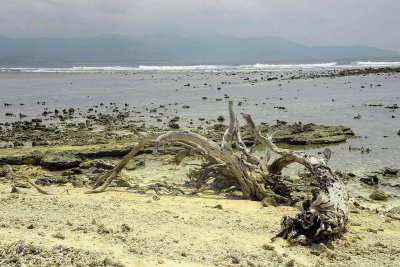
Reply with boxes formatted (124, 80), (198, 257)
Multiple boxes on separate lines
(1, 61), (400, 73)
(0, 62), (399, 200)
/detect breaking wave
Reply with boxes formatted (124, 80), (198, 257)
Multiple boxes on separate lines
(1, 61), (399, 73)
(356, 61), (400, 67)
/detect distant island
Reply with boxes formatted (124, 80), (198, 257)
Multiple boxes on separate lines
(0, 34), (398, 65)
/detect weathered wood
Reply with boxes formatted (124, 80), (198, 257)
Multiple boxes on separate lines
(86, 133), (162, 193)
(2, 101), (348, 244)
(3, 164), (51, 195)
(242, 113), (348, 244)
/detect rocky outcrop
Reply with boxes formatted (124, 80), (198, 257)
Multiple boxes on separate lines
(0, 151), (43, 165)
(200, 121), (355, 146)
(40, 153), (83, 170)
(0, 146), (181, 169)
(263, 122), (354, 145)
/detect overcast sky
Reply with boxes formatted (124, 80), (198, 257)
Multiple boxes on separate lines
(0, 0), (399, 51)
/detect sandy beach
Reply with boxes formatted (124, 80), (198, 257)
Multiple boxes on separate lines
(1, 182), (400, 267)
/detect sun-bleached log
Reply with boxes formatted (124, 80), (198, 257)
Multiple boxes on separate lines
(3, 100), (348, 244)
(242, 113), (348, 244)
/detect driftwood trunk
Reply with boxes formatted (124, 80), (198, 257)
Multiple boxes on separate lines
(242, 114), (348, 244)
(4, 101), (348, 244)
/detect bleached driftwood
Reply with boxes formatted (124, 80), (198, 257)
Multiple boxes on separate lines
(242, 114), (348, 243)
(3, 164), (51, 195)
(88, 101), (348, 242)
(3, 101), (348, 243)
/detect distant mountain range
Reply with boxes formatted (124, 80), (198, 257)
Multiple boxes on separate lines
(0, 35), (398, 65)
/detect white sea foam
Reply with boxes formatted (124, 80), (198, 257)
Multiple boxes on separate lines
(135, 62), (340, 71)
(1, 61), (399, 73)
(251, 62), (339, 69)
(356, 61), (400, 67)
(136, 65), (230, 71)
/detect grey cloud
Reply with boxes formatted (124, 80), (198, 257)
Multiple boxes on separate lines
(0, 0), (398, 51)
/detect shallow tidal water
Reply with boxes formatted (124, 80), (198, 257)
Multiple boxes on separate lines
(0, 69), (399, 202)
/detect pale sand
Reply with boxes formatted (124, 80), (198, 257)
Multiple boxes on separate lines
(0, 182), (399, 267)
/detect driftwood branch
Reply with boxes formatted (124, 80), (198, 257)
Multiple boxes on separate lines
(241, 113), (348, 243)
(86, 133), (161, 193)
(2, 101), (348, 244)
(3, 164), (51, 195)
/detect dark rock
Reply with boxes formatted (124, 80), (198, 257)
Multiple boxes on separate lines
(380, 167), (399, 177)
(231, 255), (240, 264)
(385, 104), (398, 109)
(348, 146), (371, 153)
(13, 141), (24, 147)
(217, 115), (225, 122)
(90, 159), (114, 170)
(71, 168), (83, 174)
(10, 186), (21, 194)
(40, 153), (82, 170)
(213, 124), (227, 131)
(262, 244), (275, 250)
(168, 122), (180, 129)
(370, 190), (388, 201)
(77, 146), (134, 158)
(121, 224), (131, 232)
(0, 151), (43, 165)
(135, 158), (146, 167)
(35, 175), (70, 186)
(360, 175), (379, 185)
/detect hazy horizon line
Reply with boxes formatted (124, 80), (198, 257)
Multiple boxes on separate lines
(0, 34), (398, 53)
